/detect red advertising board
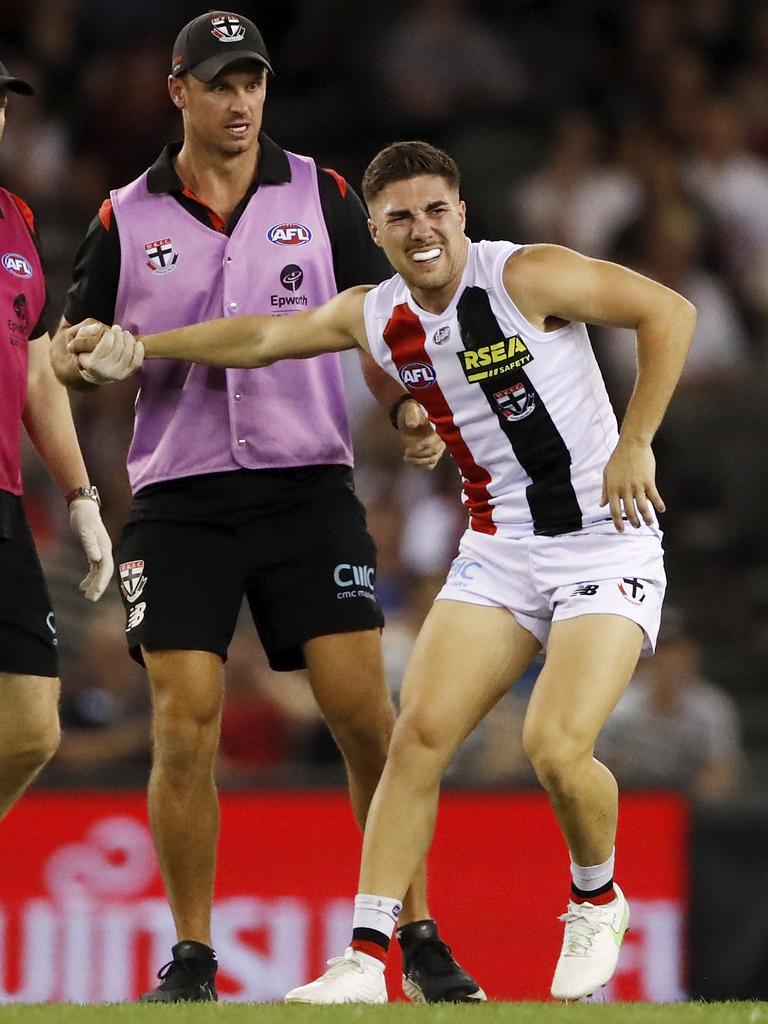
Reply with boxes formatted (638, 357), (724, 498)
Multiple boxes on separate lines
(0, 790), (688, 1003)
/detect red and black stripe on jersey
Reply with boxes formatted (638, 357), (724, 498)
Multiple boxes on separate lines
(456, 287), (583, 536)
(383, 302), (495, 534)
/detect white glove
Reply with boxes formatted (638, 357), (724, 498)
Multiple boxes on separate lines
(69, 498), (114, 601)
(75, 324), (144, 384)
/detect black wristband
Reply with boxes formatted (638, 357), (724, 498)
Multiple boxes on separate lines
(388, 394), (415, 430)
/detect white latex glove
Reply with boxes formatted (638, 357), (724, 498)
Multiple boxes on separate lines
(74, 324), (144, 384)
(69, 498), (114, 601)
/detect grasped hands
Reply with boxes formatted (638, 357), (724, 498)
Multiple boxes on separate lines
(67, 319), (144, 384)
(69, 498), (114, 601)
(396, 398), (446, 470)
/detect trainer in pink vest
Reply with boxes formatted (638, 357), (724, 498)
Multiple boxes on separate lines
(111, 150), (353, 494)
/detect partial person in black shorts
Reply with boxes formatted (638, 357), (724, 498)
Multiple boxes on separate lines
(52, 11), (483, 1007)
(118, 467), (381, 670)
(0, 61), (112, 826)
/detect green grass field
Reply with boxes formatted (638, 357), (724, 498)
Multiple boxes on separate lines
(0, 1004), (764, 1024)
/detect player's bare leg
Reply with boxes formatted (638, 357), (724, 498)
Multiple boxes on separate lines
(522, 614), (642, 1000)
(359, 602), (539, 899)
(303, 630), (431, 921)
(0, 674), (60, 818)
(303, 626), (485, 1002)
(286, 602), (539, 1004)
(140, 649), (223, 1002)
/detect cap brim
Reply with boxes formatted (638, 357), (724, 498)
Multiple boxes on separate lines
(188, 51), (272, 83)
(0, 75), (34, 96)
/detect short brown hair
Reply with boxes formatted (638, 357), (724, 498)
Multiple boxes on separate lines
(362, 141), (461, 207)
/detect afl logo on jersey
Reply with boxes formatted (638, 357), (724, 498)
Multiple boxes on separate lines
(268, 224), (313, 246)
(399, 362), (437, 390)
(2, 253), (33, 278)
(494, 381), (536, 421)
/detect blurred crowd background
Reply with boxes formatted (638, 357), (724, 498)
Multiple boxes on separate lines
(2, 0), (765, 798)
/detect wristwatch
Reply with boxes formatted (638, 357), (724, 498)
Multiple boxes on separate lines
(65, 485), (101, 508)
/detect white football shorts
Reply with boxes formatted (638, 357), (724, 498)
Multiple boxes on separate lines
(436, 520), (666, 654)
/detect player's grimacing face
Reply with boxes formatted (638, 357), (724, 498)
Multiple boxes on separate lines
(169, 65), (266, 155)
(368, 175), (467, 293)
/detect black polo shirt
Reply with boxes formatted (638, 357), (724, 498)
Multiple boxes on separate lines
(64, 133), (390, 325)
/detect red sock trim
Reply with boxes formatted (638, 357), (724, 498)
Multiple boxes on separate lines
(351, 939), (388, 964)
(571, 885), (616, 906)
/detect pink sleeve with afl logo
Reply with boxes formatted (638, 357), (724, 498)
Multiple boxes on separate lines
(0, 188), (46, 495)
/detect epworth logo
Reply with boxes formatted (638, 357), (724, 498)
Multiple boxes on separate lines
(267, 224), (312, 246)
(144, 239), (179, 275)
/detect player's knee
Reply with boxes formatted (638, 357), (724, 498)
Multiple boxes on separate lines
(2, 715), (60, 775)
(522, 724), (587, 792)
(388, 710), (452, 772)
(152, 695), (222, 772)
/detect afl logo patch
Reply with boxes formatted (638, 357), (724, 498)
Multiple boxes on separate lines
(211, 15), (246, 42)
(268, 223), (312, 246)
(2, 253), (33, 278)
(399, 361), (437, 390)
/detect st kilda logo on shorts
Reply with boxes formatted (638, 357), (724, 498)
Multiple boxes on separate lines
(619, 577), (646, 604)
(210, 14), (246, 42)
(2, 252), (33, 278)
(144, 238), (179, 275)
(267, 224), (312, 246)
(119, 560), (148, 603)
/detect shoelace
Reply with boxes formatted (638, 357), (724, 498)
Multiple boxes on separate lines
(156, 957), (212, 986)
(406, 938), (456, 976)
(156, 959), (191, 983)
(557, 911), (603, 957)
(324, 952), (366, 976)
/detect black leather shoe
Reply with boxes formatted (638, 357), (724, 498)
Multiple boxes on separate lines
(138, 940), (218, 1003)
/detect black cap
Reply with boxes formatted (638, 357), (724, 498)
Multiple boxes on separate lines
(171, 11), (272, 82)
(0, 61), (34, 96)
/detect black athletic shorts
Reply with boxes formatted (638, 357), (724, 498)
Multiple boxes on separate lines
(0, 492), (58, 677)
(116, 465), (384, 671)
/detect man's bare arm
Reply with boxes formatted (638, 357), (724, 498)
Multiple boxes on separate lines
(504, 245), (696, 530)
(69, 286), (371, 370)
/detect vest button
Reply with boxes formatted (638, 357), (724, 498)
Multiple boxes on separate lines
(229, 301), (238, 310)
(237, 438), (246, 447)
(234, 393), (242, 401)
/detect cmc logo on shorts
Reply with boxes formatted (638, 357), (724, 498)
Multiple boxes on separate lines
(399, 362), (436, 390)
(333, 563), (375, 589)
(267, 224), (312, 246)
(2, 252), (33, 278)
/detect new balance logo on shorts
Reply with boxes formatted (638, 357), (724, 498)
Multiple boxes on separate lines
(126, 602), (147, 632)
(572, 583), (600, 596)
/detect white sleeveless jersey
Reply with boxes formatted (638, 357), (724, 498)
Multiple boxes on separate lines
(363, 239), (620, 537)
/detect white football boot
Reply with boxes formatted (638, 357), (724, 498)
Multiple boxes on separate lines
(550, 883), (630, 1001)
(284, 947), (387, 1004)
